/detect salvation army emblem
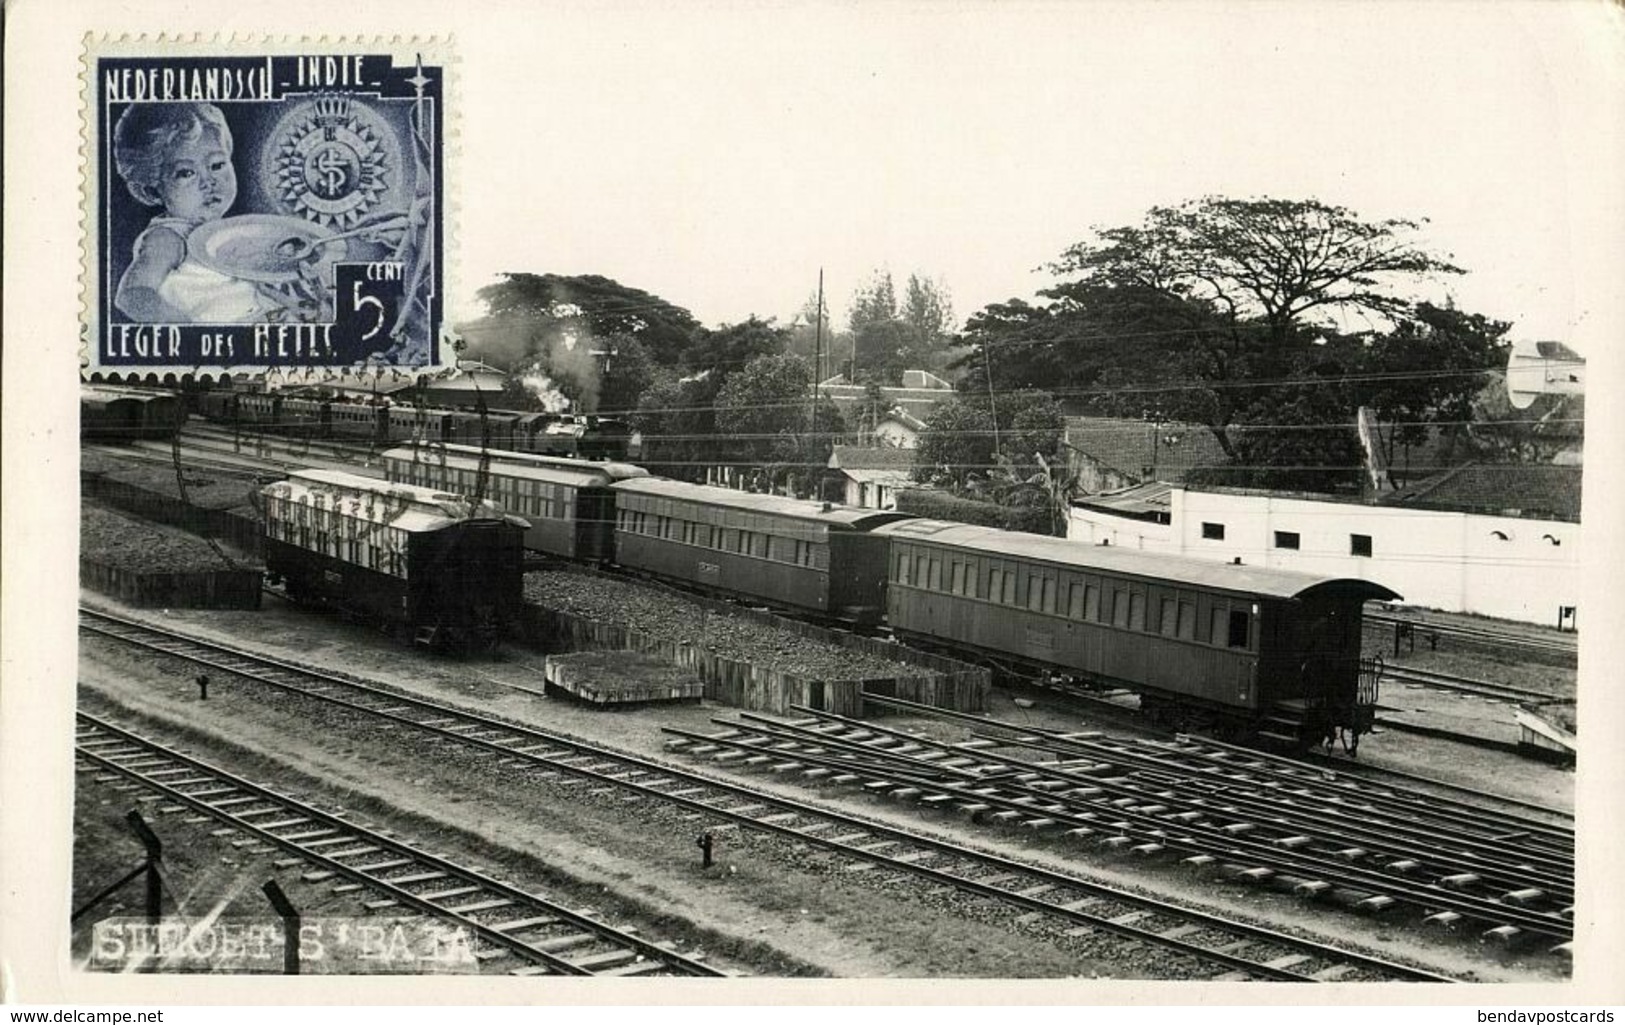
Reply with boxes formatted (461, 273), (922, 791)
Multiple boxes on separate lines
(266, 95), (398, 228)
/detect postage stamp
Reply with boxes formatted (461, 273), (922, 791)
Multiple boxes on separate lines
(81, 38), (451, 380)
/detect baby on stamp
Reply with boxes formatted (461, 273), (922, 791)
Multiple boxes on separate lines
(112, 102), (282, 324)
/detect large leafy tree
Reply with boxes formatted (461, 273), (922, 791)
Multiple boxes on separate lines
(1052, 197), (1464, 350)
(959, 196), (1481, 491)
(472, 273), (703, 364)
(462, 273), (703, 413)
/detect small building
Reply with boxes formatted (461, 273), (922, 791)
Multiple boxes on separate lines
(827, 445), (921, 510)
(1062, 417), (1230, 493)
(1067, 465), (1582, 626)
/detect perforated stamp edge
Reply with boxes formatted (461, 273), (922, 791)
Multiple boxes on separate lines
(79, 34), (460, 388)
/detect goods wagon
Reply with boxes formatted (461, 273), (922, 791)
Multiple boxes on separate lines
(874, 519), (1398, 745)
(610, 477), (912, 623)
(382, 443), (646, 562)
(260, 469), (528, 651)
(81, 385), (186, 441)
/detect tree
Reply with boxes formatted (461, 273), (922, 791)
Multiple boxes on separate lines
(684, 316), (788, 381)
(913, 389), (1065, 493)
(596, 334), (658, 417)
(957, 196), (1484, 492)
(631, 374), (716, 483)
(462, 273), (703, 414)
(848, 269), (898, 337)
(847, 269), (957, 384)
(1361, 302), (1509, 481)
(914, 395), (995, 491)
(1052, 197), (1464, 350)
(472, 273), (703, 366)
(903, 273), (953, 342)
(713, 354), (845, 495)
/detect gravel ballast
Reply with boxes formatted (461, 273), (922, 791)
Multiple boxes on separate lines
(526, 570), (924, 681)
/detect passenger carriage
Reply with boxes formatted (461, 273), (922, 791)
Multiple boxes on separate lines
(873, 519), (1399, 745)
(260, 469), (528, 651)
(382, 443), (646, 562)
(609, 479), (912, 623)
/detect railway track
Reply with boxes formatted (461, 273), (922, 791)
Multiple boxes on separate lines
(1367, 611), (1578, 662)
(1378, 663), (1566, 706)
(671, 693), (1573, 954)
(75, 711), (725, 977)
(79, 606), (1450, 982)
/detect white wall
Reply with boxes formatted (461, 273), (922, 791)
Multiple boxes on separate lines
(1070, 489), (1581, 625)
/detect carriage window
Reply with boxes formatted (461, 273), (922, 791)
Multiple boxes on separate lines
(962, 563), (977, 596)
(1274, 531), (1300, 550)
(897, 550), (912, 585)
(1068, 583), (1084, 620)
(1129, 592), (1146, 631)
(1085, 584), (1100, 622)
(927, 558), (942, 590)
(1160, 598), (1179, 636)
(1002, 569), (1017, 605)
(753, 532), (769, 558)
(1041, 577), (1055, 614)
(1201, 522), (1225, 541)
(1350, 533), (1373, 558)
(915, 554), (929, 586)
(987, 568), (1002, 602)
(1227, 610), (1251, 649)
(1026, 576), (1041, 611)
(950, 561), (964, 595)
(1112, 590), (1130, 628)
(1178, 600), (1196, 640)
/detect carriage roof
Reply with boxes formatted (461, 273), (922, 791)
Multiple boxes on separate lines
(610, 477), (916, 530)
(263, 469), (528, 533)
(872, 519), (1401, 602)
(383, 443), (648, 485)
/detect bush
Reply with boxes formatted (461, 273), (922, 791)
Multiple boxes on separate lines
(896, 488), (1057, 536)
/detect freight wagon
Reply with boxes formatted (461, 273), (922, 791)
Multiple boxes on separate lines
(260, 469), (528, 651)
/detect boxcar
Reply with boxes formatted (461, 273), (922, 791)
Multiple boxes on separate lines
(382, 443), (647, 561)
(873, 519), (1399, 744)
(610, 478), (913, 622)
(81, 385), (186, 441)
(260, 469), (528, 651)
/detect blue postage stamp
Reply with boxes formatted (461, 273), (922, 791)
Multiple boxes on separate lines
(82, 39), (451, 379)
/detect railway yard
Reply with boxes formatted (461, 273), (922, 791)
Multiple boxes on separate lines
(73, 427), (1580, 982)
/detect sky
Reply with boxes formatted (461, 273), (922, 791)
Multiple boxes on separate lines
(440, 1), (1625, 351)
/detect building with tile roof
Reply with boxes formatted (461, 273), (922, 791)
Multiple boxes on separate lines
(1062, 417), (1231, 493)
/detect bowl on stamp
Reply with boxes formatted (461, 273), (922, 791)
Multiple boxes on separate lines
(189, 214), (350, 285)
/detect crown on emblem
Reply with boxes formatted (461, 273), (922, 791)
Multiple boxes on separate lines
(312, 95), (353, 127)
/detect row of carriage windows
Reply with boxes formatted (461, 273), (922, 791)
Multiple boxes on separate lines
(264, 493), (410, 579)
(388, 463), (571, 522)
(616, 508), (818, 567)
(895, 547), (1252, 650)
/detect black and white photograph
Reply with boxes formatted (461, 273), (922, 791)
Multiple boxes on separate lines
(5, 0), (1623, 1010)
